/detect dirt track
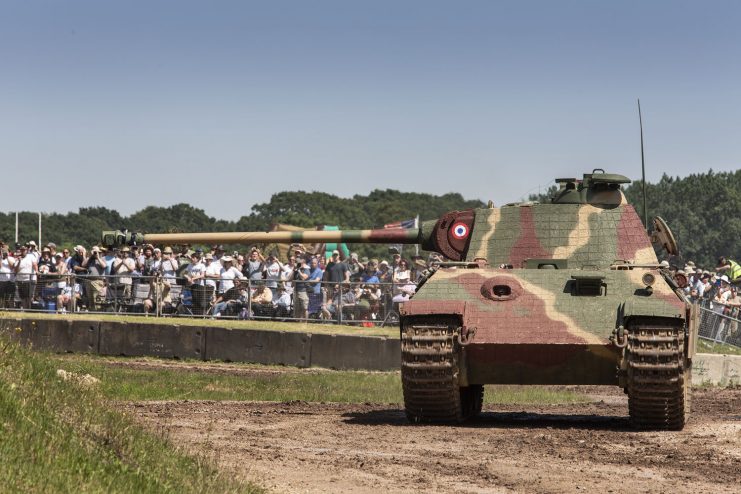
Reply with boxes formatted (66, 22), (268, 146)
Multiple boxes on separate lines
(126, 387), (741, 494)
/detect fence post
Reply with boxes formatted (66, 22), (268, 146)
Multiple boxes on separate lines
(247, 278), (252, 320)
(338, 282), (343, 325)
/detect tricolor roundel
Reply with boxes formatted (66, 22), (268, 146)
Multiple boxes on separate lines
(451, 222), (469, 240)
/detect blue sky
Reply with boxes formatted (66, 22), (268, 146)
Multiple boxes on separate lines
(2, 1), (739, 220)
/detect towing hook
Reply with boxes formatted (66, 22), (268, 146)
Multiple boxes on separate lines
(457, 326), (477, 346)
(612, 325), (628, 348)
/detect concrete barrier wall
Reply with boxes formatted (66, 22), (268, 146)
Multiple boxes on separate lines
(98, 321), (205, 360)
(205, 327), (312, 368)
(3, 316), (741, 385)
(692, 353), (741, 386)
(0, 316), (400, 371)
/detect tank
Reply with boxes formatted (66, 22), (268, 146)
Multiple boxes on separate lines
(102, 169), (696, 430)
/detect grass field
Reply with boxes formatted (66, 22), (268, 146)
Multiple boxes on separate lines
(0, 338), (261, 494)
(697, 338), (741, 356)
(54, 354), (589, 405)
(0, 310), (398, 337)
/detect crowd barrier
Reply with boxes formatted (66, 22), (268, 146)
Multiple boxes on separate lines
(697, 299), (741, 348)
(3, 273), (740, 349)
(0, 273), (414, 327)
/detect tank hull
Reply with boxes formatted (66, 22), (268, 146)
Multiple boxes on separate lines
(400, 267), (687, 387)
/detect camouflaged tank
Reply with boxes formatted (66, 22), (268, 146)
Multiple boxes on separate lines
(102, 170), (696, 430)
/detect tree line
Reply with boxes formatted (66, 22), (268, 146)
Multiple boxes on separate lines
(2, 169), (738, 266)
(0, 190), (483, 259)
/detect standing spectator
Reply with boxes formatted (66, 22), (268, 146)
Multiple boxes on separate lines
(82, 246), (107, 311)
(185, 252), (206, 286)
(204, 253), (222, 293)
(46, 242), (58, 258)
(26, 241), (39, 301)
(15, 245), (37, 309)
(185, 252), (209, 314)
(308, 257), (324, 294)
(0, 247), (16, 309)
(361, 261), (380, 283)
(280, 255), (296, 295)
(323, 250), (349, 297)
(102, 246), (116, 276)
(160, 247), (179, 284)
(138, 245), (155, 278)
(60, 247), (71, 265)
(54, 253), (69, 290)
(37, 248), (56, 275)
(393, 259), (412, 294)
(112, 247), (136, 298)
(68, 246), (88, 277)
(716, 256), (741, 285)
(292, 256), (311, 319)
(714, 276), (732, 305)
(244, 248), (265, 282)
(377, 260), (392, 283)
(263, 253), (282, 289)
(347, 253), (363, 281)
(26, 240), (40, 262)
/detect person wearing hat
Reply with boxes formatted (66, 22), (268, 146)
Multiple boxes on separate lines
(25, 240), (39, 262)
(112, 247), (136, 299)
(80, 246), (107, 311)
(209, 255), (245, 317)
(716, 256), (741, 285)
(203, 252), (221, 292)
(413, 257), (428, 283)
(347, 252), (363, 282)
(217, 255), (244, 295)
(182, 252), (208, 314)
(360, 260), (380, 283)
(0, 246), (16, 309)
(160, 247), (179, 283)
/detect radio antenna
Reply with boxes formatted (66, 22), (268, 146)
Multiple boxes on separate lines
(638, 99), (648, 230)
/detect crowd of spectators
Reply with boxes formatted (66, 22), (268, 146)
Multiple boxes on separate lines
(681, 256), (741, 319)
(3, 237), (741, 328)
(0, 239), (437, 323)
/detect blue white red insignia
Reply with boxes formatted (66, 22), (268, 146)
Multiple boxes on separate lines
(451, 222), (469, 240)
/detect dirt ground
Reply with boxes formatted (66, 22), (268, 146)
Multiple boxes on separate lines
(124, 386), (741, 494)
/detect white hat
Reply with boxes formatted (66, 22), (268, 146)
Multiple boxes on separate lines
(332, 250), (340, 256)
(221, 255), (234, 263)
(720, 275), (730, 283)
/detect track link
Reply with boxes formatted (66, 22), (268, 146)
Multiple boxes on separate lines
(626, 318), (691, 430)
(401, 316), (482, 423)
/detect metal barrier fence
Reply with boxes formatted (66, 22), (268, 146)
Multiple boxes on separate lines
(697, 299), (741, 349)
(0, 273), (415, 327)
(5, 272), (741, 341)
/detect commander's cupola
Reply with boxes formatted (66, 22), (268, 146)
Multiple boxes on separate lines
(550, 169), (631, 208)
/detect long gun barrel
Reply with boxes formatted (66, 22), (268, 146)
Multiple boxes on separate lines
(102, 208), (477, 261)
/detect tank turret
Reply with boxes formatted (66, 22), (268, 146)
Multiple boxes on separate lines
(101, 169), (695, 430)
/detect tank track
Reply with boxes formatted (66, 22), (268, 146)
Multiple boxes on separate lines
(401, 316), (483, 423)
(626, 317), (691, 430)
